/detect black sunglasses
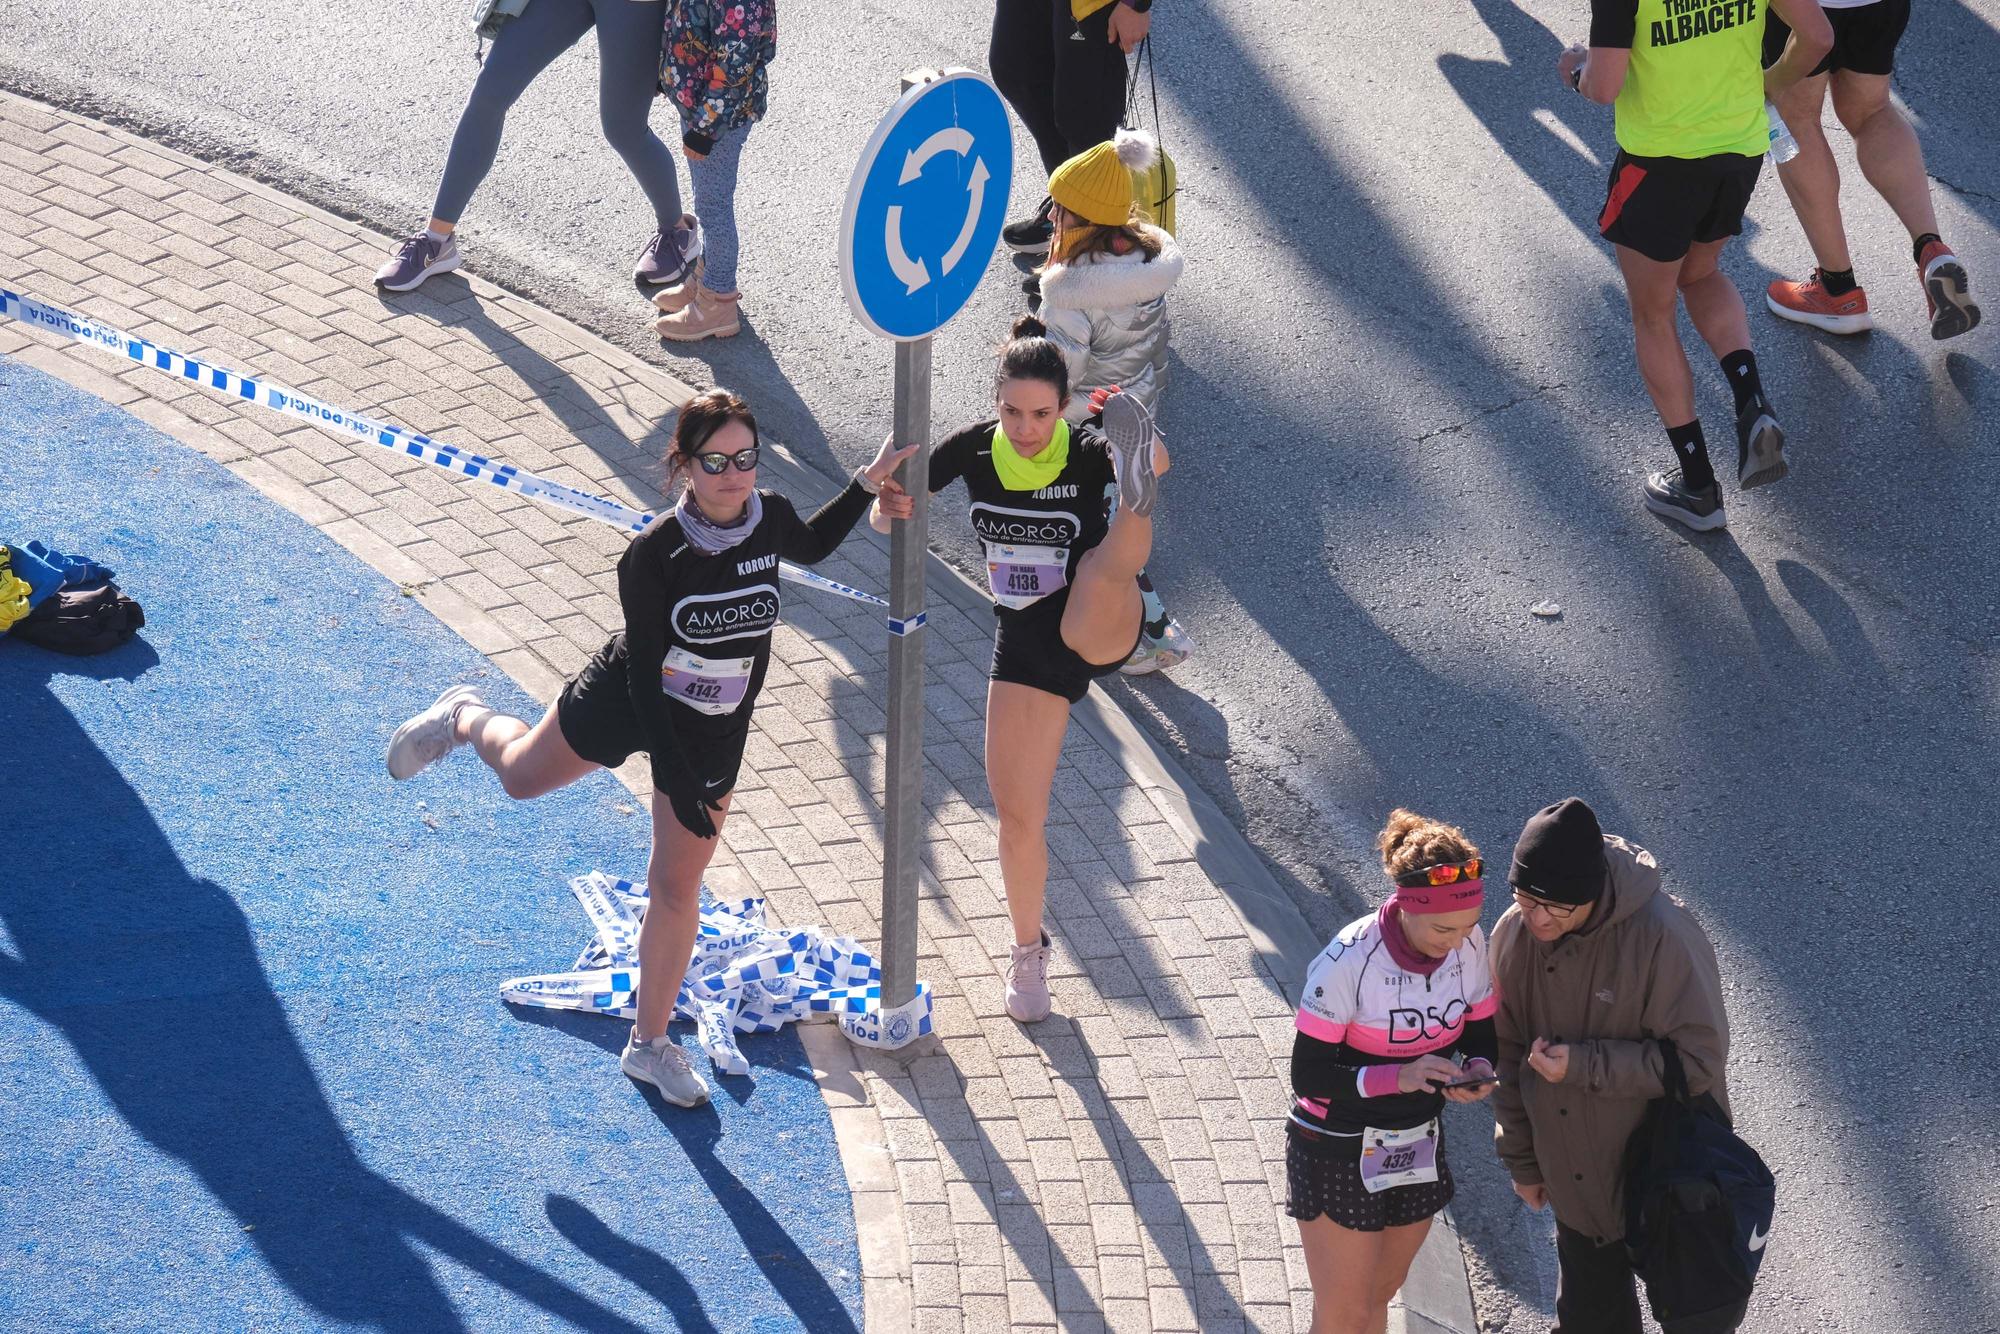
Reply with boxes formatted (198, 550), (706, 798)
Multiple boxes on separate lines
(694, 444), (760, 474)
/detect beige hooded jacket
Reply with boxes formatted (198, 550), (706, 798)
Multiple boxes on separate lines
(1490, 836), (1731, 1244)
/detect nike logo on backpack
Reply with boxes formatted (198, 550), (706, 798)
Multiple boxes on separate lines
(1747, 1226), (1769, 1252)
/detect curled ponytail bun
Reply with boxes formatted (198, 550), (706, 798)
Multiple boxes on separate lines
(1376, 808), (1479, 881)
(995, 316), (1069, 401)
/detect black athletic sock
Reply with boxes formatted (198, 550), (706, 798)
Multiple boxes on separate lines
(1719, 350), (1763, 415)
(1819, 267), (1858, 297)
(1913, 232), (1942, 265)
(1667, 421), (1716, 492)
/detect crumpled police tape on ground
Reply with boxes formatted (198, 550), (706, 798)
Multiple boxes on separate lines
(499, 871), (933, 1073)
(0, 287), (885, 610)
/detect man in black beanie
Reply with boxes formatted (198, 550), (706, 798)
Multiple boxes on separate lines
(1489, 799), (1738, 1333)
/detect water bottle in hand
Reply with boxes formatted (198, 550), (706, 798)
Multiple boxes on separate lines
(1766, 103), (1800, 164)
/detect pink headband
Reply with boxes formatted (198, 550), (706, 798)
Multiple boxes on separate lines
(1391, 878), (1485, 915)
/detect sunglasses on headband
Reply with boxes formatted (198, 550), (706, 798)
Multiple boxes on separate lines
(1393, 858), (1482, 889)
(694, 444), (761, 475)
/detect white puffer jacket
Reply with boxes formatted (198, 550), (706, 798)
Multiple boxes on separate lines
(1039, 224), (1183, 423)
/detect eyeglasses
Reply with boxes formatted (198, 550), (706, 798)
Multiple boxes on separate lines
(1393, 858), (1482, 889)
(695, 445), (760, 474)
(1511, 890), (1582, 920)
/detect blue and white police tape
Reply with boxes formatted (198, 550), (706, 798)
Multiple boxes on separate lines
(0, 287), (889, 610)
(499, 869), (933, 1073)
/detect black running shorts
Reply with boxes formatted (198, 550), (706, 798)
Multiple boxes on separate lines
(989, 588), (1140, 705)
(1598, 150), (1763, 263)
(557, 635), (750, 794)
(1764, 0), (1909, 77)
(1284, 1122), (1456, 1232)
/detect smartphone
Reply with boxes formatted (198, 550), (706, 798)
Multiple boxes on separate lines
(1441, 1073), (1499, 1090)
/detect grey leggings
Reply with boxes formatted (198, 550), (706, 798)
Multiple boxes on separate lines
(689, 123), (751, 294)
(433, 0), (681, 228)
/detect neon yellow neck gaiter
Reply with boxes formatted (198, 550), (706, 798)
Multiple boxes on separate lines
(991, 420), (1070, 492)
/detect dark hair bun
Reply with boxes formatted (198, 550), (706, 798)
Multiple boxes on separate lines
(1010, 313), (1048, 341)
(994, 316), (1068, 401)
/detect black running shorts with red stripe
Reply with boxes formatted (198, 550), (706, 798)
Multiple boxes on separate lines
(1597, 150), (1763, 264)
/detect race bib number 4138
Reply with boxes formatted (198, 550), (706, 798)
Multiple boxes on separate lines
(984, 541), (1068, 610)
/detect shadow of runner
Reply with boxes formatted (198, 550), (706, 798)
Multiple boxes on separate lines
(0, 655), (650, 1334)
(637, 1094), (861, 1334)
(546, 1195), (723, 1334)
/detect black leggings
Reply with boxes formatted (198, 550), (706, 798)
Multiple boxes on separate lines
(989, 0), (1130, 176)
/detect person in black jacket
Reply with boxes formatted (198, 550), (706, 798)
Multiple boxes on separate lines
(1289, 809), (1498, 1334)
(386, 389), (915, 1104)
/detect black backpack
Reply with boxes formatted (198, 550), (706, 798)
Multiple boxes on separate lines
(1622, 1038), (1776, 1331)
(9, 583), (146, 655)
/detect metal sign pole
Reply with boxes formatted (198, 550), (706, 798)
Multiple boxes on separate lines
(880, 334), (931, 1011)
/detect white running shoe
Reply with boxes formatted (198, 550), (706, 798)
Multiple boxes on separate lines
(621, 1029), (711, 1106)
(1006, 932), (1053, 1023)
(1102, 392), (1160, 518)
(1121, 619), (1195, 676)
(385, 684), (484, 780)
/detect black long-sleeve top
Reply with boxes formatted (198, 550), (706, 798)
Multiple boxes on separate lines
(614, 480), (870, 791)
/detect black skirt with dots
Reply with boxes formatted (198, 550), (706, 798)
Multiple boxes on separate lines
(1285, 1120), (1455, 1232)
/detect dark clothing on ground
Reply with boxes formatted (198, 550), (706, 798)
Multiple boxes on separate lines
(989, 0), (1130, 174)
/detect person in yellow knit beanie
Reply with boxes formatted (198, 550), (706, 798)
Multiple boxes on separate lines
(990, 0), (1154, 256)
(1037, 129), (1193, 677)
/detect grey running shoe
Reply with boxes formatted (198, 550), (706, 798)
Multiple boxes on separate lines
(1121, 618), (1194, 676)
(385, 684), (484, 780)
(621, 1029), (711, 1106)
(635, 213), (703, 286)
(374, 231), (460, 293)
(1644, 469), (1727, 532)
(1102, 391), (1160, 518)
(1735, 396), (1788, 490)
(1005, 932), (1053, 1023)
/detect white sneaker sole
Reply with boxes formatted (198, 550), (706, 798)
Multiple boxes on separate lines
(1925, 259), (1982, 341)
(1004, 236), (1052, 256)
(1644, 490), (1728, 532)
(1765, 292), (1872, 335)
(375, 251), (460, 294)
(1738, 415), (1788, 491)
(1102, 394), (1160, 518)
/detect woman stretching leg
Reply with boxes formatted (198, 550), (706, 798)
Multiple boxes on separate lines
(387, 390), (915, 1097)
(879, 316), (1164, 1021)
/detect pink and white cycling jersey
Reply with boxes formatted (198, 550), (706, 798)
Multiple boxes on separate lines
(1296, 911), (1498, 1060)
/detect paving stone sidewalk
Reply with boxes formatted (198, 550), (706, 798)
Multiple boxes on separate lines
(0, 90), (1473, 1334)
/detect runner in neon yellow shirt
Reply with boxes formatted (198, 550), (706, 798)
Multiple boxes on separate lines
(1560, 0), (1830, 531)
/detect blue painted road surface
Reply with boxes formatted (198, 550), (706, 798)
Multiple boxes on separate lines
(0, 353), (861, 1334)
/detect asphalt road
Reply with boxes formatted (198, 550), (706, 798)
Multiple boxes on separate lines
(6, 1), (1999, 1329)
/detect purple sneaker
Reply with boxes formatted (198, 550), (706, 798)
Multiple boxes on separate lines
(635, 213), (703, 285)
(374, 231), (460, 293)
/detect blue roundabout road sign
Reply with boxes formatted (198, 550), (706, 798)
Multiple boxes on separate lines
(839, 69), (1014, 342)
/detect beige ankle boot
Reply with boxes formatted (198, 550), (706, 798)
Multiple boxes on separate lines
(654, 287), (741, 342)
(651, 258), (706, 314)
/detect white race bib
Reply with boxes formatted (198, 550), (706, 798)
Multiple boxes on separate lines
(984, 541), (1069, 610)
(1359, 1120), (1440, 1194)
(661, 645), (754, 716)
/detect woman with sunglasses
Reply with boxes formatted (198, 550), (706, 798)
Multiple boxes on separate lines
(1289, 809), (1498, 1334)
(385, 388), (916, 1104)
(871, 315), (1165, 1024)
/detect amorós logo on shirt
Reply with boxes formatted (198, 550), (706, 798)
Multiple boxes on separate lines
(672, 583), (782, 644)
(969, 502), (1081, 547)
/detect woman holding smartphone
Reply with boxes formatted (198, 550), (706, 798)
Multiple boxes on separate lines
(1288, 809), (1498, 1334)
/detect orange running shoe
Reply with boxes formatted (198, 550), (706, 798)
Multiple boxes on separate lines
(1918, 239), (1982, 341)
(1766, 270), (1873, 335)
